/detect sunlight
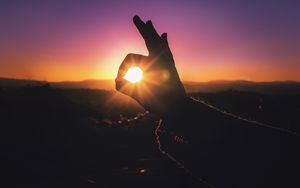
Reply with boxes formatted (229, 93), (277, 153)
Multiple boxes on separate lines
(123, 66), (143, 83)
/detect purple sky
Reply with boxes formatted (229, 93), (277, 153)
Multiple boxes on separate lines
(0, 0), (299, 81)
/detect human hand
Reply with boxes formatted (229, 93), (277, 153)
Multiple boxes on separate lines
(116, 15), (186, 115)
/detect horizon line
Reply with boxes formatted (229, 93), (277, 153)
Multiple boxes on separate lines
(0, 76), (299, 84)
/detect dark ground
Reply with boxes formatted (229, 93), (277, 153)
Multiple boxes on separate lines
(0, 85), (299, 187)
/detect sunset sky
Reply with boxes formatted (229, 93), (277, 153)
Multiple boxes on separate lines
(0, 0), (299, 82)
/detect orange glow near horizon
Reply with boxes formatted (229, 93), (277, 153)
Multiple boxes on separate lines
(1, 56), (300, 82)
(1, 1), (299, 82)
(0, 45), (300, 81)
(1, 31), (299, 82)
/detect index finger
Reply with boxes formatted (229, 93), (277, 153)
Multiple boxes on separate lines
(133, 15), (161, 56)
(133, 15), (148, 41)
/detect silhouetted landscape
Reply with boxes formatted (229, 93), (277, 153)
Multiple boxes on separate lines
(2, 77), (300, 94)
(2, 0), (300, 186)
(1, 78), (299, 187)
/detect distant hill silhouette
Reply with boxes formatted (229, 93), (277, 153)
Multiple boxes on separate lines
(184, 80), (300, 94)
(0, 77), (48, 87)
(0, 77), (115, 90)
(1, 77), (300, 94)
(51, 79), (115, 90)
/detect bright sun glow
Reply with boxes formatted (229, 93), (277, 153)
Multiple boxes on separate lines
(123, 66), (143, 83)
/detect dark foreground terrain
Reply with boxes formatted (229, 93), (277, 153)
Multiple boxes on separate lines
(0, 85), (299, 187)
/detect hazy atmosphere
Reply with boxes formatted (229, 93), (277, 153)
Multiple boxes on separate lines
(1, 1), (299, 187)
(1, 0), (299, 81)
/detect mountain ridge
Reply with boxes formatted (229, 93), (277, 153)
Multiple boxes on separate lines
(1, 77), (300, 94)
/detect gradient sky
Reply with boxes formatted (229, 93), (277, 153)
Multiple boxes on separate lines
(0, 0), (299, 82)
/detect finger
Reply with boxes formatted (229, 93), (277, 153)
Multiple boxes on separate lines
(115, 55), (140, 99)
(161, 33), (174, 64)
(161, 33), (169, 51)
(133, 15), (147, 40)
(145, 20), (160, 40)
(145, 20), (162, 55)
(133, 16), (161, 56)
(117, 54), (147, 78)
(133, 16), (154, 54)
(115, 77), (140, 101)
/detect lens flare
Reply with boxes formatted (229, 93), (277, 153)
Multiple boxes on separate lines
(123, 66), (143, 83)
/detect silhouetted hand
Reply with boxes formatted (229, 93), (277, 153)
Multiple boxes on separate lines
(116, 15), (186, 115)
(115, 16), (299, 188)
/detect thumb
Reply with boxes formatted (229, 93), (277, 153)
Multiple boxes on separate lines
(115, 77), (140, 101)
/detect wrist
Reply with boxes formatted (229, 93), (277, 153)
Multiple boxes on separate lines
(160, 95), (195, 120)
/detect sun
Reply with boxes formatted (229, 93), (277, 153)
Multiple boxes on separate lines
(123, 66), (143, 83)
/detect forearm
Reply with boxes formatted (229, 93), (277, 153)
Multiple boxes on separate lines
(158, 97), (299, 187)
(161, 96), (297, 144)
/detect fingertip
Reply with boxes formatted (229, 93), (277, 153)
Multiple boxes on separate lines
(133, 15), (144, 26)
(133, 15), (140, 22)
(146, 20), (156, 30)
(146, 20), (152, 25)
(161, 33), (167, 39)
